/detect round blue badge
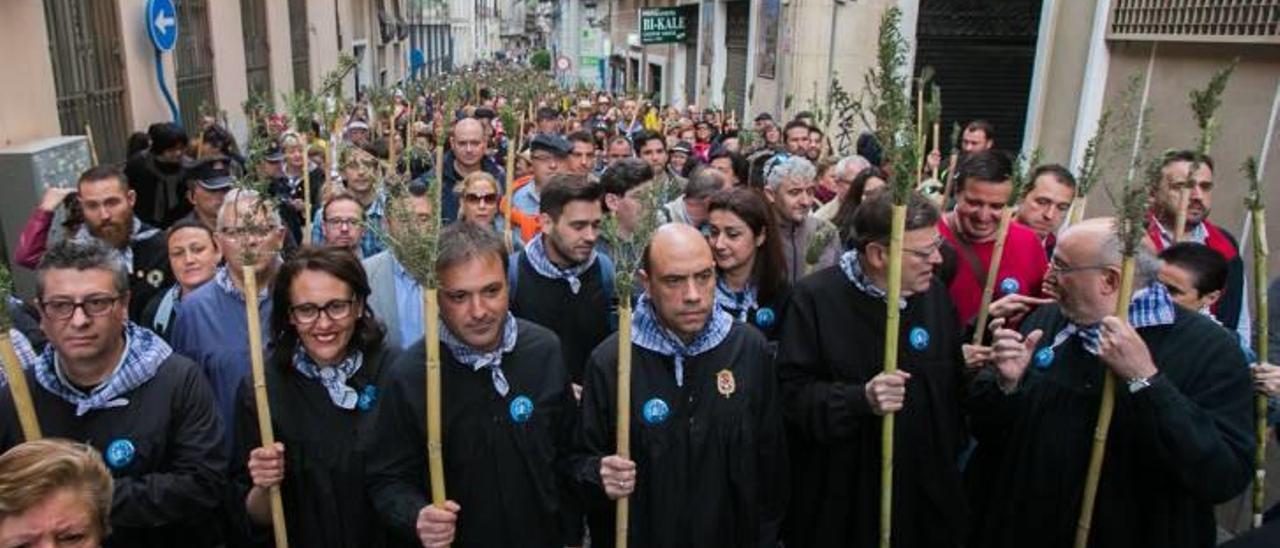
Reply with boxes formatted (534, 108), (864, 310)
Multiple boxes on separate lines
(642, 398), (670, 425)
(1034, 347), (1055, 369)
(753, 307), (776, 329)
(909, 327), (930, 351)
(358, 385), (379, 411)
(509, 395), (534, 423)
(999, 277), (1022, 296)
(105, 439), (135, 470)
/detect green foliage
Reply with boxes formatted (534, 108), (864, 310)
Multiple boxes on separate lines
(382, 172), (441, 288)
(1075, 109), (1112, 197)
(850, 7), (919, 204)
(1243, 156), (1264, 212)
(283, 90), (317, 134)
(1101, 72), (1155, 257)
(1011, 148), (1043, 205)
(530, 50), (552, 71)
(318, 55), (359, 98)
(806, 223), (837, 267)
(1189, 60), (1237, 155)
(601, 184), (665, 302)
(0, 264), (13, 331)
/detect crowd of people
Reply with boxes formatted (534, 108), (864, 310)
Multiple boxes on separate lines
(0, 71), (1279, 548)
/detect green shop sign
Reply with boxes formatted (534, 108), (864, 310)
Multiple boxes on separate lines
(640, 6), (697, 45)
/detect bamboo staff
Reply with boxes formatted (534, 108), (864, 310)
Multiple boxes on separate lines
(426, 97), (451, 509)
(0, 265), (39, 441)
(1068, 109), (1112, 226)
(931, 121), (941, 180)
(614, 302), (633, 548)
(243, 264), (289, 547)
(503, 119), (518, 251)
(301, 134), (314, 246)
(941, 123), (961, 208)
(1176, 62), (1235, 242)
(1244, 155), (1269, 528)
(84, 124), (99, 166)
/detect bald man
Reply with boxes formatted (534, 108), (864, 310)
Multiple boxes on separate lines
(425, 116), (507, 223)
(574, 224), (787, 546)
(965, 218), (1254, 548)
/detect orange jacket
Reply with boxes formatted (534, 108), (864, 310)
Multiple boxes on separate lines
(505, 175), (541, 243)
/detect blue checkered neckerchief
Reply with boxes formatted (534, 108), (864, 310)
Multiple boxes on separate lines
(33, 322), (172, 416)
(213, 264), (273, 303)
(1049, 282), (1178, 355)
(292, 345), (364, 410)
(839, 249), (907, 309)
(524, 234), (597, 294)
(439, 312), (519, 396)
(0, 329), (40, 390)
(715, 277), (758, 323)
(631, 294), (733, 387)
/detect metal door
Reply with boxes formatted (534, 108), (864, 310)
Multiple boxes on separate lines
(289, 0), (311, 92)
(725, 0), (749, 118)
(43, 0), (129, 165)
(176, 0), (216, 131)
(241, 0), (272, 100)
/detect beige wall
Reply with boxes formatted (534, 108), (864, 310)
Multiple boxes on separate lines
(1028, 0), (1098, 163)
(119, 0), (180, 132)
(208, 0), (250, 142)
(0, 2), (61, 148)
(267, 0), (296, 108)
(309, 0), (342, 93)
(1100, 42), (1280, 274)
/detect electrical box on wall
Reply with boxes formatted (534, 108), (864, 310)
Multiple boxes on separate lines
(0, 136), (92, 297)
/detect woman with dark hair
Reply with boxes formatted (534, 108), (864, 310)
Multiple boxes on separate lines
(705, 187), (790, 341)
(832, 166), (889, 250)
(139, 219), (222, 340)
(232, 246), (397, 547)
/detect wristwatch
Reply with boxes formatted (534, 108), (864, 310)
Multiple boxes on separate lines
(1127, 374), (1155, 393)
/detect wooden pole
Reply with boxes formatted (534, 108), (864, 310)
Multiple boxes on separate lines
(931, 122), (941, 180)
(615, 303), (634, 548)
(0, 331), (40, 441)
(941, 151), (959, 209)
(1068, 195), (1089, 226)
(915, 85), (925, 188)
(242, 266), (289, 548)
(879, 204), (907, 548)
(1252, 207), (1269, 528)
(423, 290), (447, 505)
(1173, 188), (1190, 242)
(504, 118), (519, 251)
(84, 124), (99, 166)
(302, 134), (314, 246)
(1073, 256), (1136, 548)
(971, 208), (1015, 344)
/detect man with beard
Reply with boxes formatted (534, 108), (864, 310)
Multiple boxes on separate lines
(1014, 164), (1077, 259)
(778, 190), (967, 547)
(0, 239), (226, 548)
(938, 150), (1047, 327)
(125, 122), (190, 226)
(783, 121), (812, 157)
(310, 147), (387, 257)
(965, 218), (1253, 548)
(508, 175), (613, 395)
(422, 117), (506, 224)
(763, 156), (839, 283)
(575, 223), (787, 546)
(632, 130), (686, 203)
(72, 166), (172, 320)
(366, 222), (579, 547)
(1143, 149), (1249, 349)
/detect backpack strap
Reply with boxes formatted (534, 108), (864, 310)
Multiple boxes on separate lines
(507, 251), (522, 303)
(597, 253), (618, 331)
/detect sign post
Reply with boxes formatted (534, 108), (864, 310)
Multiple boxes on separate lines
(639, 6), (697, 45)
(146, 0), (181, 124)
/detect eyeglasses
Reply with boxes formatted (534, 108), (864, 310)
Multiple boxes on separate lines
(464, 193), (499, 205)
(903, 236), (945, 259)
(39, 294), (121, 320)
(290, 299), (356, 324)
(1048, 261), (1113, 276)
(324, 217), (363, 228)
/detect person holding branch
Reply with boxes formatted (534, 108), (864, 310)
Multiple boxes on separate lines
(0, 239), (227, 548)
(777, 190), (967, 547)
(574, 224), (787, 546)
(366, 223), (579, 547)
(232, 246), (399, 547)
(964, 218), (1254, 547)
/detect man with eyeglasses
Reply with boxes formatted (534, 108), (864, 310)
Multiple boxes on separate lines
(310, 146), (387, 257)
(938, 150), (1048, 328)
(964, 217), (1253, 547)
(1143, 149), (1250, 355)
(509, 134), (572, 238)
(777, 191), (967, 547)
(314, 193), (369, 258)
(172, 188), (286, 454)
(421, 117), (506, 224)
(367, 222), (580, 547)
(0, 238), (227, 548)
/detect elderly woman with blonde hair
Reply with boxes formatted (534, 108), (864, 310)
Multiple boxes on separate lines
(455, 171), (524, 253)
(0, 439), (113, 548)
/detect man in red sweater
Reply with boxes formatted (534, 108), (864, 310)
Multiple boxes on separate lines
(939, 150), (1048, 328)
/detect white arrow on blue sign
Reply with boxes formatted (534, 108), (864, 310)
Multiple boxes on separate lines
(146, 0), (178, 52)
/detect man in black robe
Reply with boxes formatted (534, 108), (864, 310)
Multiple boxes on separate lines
(509, 174), (614, 396)
(575, 223), (787, 546)
(777, 190), (968, 547)
(966, 218), (1254, 547)
(0, 239), (226, 548)
(365, 222), (579, 547)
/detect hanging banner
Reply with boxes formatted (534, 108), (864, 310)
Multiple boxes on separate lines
(640, 6), (698, 45)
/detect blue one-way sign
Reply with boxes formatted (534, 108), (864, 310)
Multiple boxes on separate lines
(146, 0), (178, 52)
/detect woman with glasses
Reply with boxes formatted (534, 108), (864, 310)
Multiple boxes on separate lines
(231, 246), (397, 547)
(456, 171), (522, 252)
(705, 187), (790, 342)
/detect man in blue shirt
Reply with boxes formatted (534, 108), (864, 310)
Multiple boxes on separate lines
(363, 181), (434, 349)
(171, 188), (285, 453)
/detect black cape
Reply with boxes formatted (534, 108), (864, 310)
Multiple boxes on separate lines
(776, 267), (968, 547)
(364, 319), (579, 547)
(508, 250), (613, 385)
(0, 354), (227, 548)
(965, 303), (1255, 547)
(574, 322), (788, 547)
(229, 343), (399, 547)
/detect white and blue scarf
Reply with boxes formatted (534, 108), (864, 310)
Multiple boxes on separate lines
(440, 312), (519, 396)
(715, 278), (758, 323)
(631, 294), (733, 387)
(839, 249), (907, 309)
(525, 234), (597, 294)
(33, 322), (172, 416)
(292, 345), (364, 409)
(1049, 282), (1178, 355)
